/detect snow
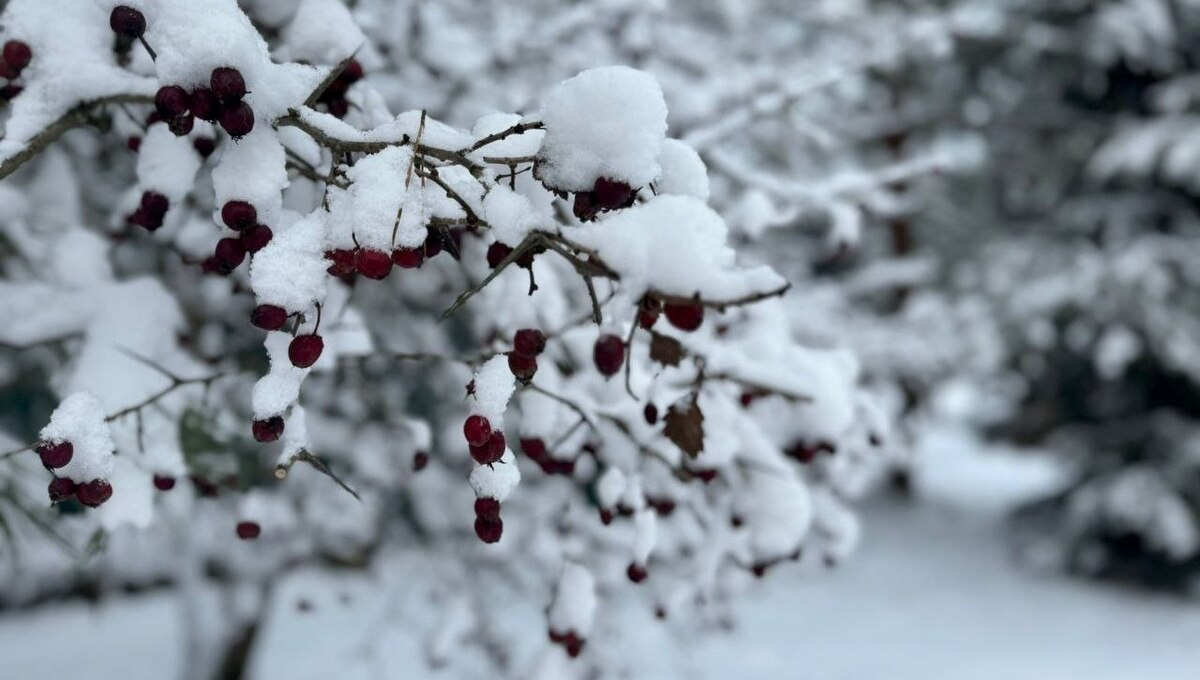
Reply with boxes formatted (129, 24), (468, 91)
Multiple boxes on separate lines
(655, 138), (710, 200)
(137, 125), (203, 203)
(537, 66), (668, 191)
(597, 467), (626, 509)
(631, 509), (657, 564)
(249, 212), (328, 312)
(469, 356), (516, 424)
(279, 0), (365, 65)
(325, 145), (431, 250)
(469, 450), (521, 502)
(38, 391), (114, 484)
(548, 562), (597, 635)
(212, 128), (289, 227)
(472, 113), (544, 157)
(252, 332), (311, 418)
(483, 185), (543, 246)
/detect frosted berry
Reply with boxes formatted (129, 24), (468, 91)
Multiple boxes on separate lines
(413, 451), (429, 472)
(154, 85), (190, 118)
(643, 403), (658, 425)
(48, 477), (75, 503)
(474, 516), (503, 544)
(593, 334), (625, 377)
(76, 479), (113, 508)
(627, 563), (648, 584)
(221, 200), (257, 231)
(240, 224), (273, 253)
(593, 177), (633, 210)
(507, 352), (537, 383)
(2, 41), (32, 75)
(109, 6), (146, 38)
(288, 334), (324, 368)
(236, 521), (261, 540)
(513, 328), (546, 357)
(219, 101), (255, 138)
(153, 475), (176, 491)
(251, 304), (289, 331)
(193, 137), (217, 158)
(252, 416), (285, 443)
(474, 497), (501, 520)
(37, 441), (73, 469)
(391, 247), (423, 269)
(486, 242), (512, 269)
(664, 303), (704, 331)
(463, 415), (491, 448)
(189, 87), (220, 122)
(325, 249), (356, 277)
(573, 192), (598, 221)
(355, 248), (392, 280)
(214, 237), (246, 273)
(210, 67), (247, 101)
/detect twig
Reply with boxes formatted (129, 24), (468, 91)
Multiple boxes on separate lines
(468, 120), (543, 152)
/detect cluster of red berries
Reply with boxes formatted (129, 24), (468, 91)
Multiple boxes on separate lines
(507, 328), (545, 383)
(637, 295), (705, 332)
(0, 39), (31, 101)
(324, 230), (454, 284)
(464, 414), (505, 466)
(198, 200), (272, 275)
(548, 628), (586, 658)
(37, 440), (113, 507)
(316, 59), (364, 119)
(520, 437), (575, 476)
(592, 334), (625, 377)
(154, 66), (253, 140)
(474, 496), (503, 544)
(573, 177), (636, 222)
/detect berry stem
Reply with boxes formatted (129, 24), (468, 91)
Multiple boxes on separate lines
(138, 35), (157, 61)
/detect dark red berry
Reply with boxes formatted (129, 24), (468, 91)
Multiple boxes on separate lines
(563, 633), (584, 658)
(210, 67), (247, 101)
(110, 6), (146, 37)
(739, 392), (756, 408)
(167, 112), (194, 137)
(593, 334), (625, 377)
(219, 101), (255, 138)
(251, 304), (288, 331)
(513, 329), (546, 357)
(600, 509), (614, 525)
(627, 563), (648, 583)
(326, 98), (349, 118)
(573, 191), (598, 221)
(638, 308), (659, 329)
(130, 203), (165, 231)
(474, 516), (503, 544)
(325, 249), (356, 276)
(0, 83), (23, 100)
(486, 242), (512, 269)
(37, 441), (73, 469)
(127, 136), (141, 152)
(240, 224), (273, 253)
(463, 415), (491, 448)
(154, 85), (190, 118)
(200, 256), (220, 274)
(520, 437), (547, 462)
(48, 477), (75, 503)
(342, 59), (364, 83)
(2, 41), (32, 74)
(252, 416), (285, 443)
(507, 352), (537, 383)
(413, 451), (429, 472)
(424, 231), (444, 259)
(193, 137), (216, 158)
(391, 247), (423, 269)
(214, 237), (246, 273)
(643, 403), (658, 425)
(593, 177), (633, 210)
(236, 521), (261, 540)
(141, 191), (170, 218)
(664, 303), (704, 331)
(694, 469), (718, 483)
(189, 87), (220, 122)
(76, 479), (113, 508)
(288, 334), (324, 368)
(221, 200), (257, 231)
(470, 431), (506, 465)
(355, 248), (392, 280)
(474, 497), (501, 520)
(153, 475), (176, 491)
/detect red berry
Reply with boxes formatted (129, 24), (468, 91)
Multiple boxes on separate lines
(486, 242), (512, 269)
(637, 309), (659, 329)
(48, 477), (75, 503)
(355, 248), (392, 280)
(325, 249), (356, 276)
(391, 247), (423, 269)
(520, 437), (547, 462)
(189, 87), (220, 122)
(219, 101), (255, 138)
(141, 191), (169, 218)
(463, 415), (491, 447)
(470, 431), (506, 465)
(2, 40), (32, 74)
(694, 469), (718, 483)
(154, 85), (190, 118)
(664, 303), (704, 331)
(573, 192), (598, 221)
(200, 257), (220, 274)
(474, 516), (503, 544)
(167, 112), (194, 137)
(513, 328), (546, 357)
(600, 509), (614, 525)
(210, 67), (247, 101)
(109, 6), (146, 38)
(413, 451), (429, 471)
(474, 497), (501, 520)
(342, 59), (364, 83)
(76, 479), (113, 508)
(214, 237), (246, 273)
(507, 352), (537, 383)
(326, 98), (349, 118)
(240, 224), (273, 253)
(562, 632), (585, 658)
(221, 200), (257, 231)
(127, 136), (141, 152)
(424, 231), (444, 259)
(288, 334), (324, 368)
(593, 177), (633, 210)
(643, 403), (658, 425)
(627, 563), (648, 583)
(252, 416), (285, 443)
(0, 83), (23, 100)
(236, 521), (261, 540)
(251, 304), (288, 331)
(592, 334), (625, 377)
(153, 475), (176, 491)
(193, 137), (217, 158)
(36, 441), (73, 469)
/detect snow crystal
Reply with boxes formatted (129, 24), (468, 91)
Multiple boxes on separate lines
(469, 450), (521, 502)
(212, 128), (289, 228)
(280, 0), (365, 65)
(655, 139), (710, 200)
(470, 356), (516, 424)
(548, 563), (597, 635)
(597, 467), (626, 509)
(249, 213), (328, 312)
(537, 66), (668, 191)
(483, 186), (543, 246)
(39, 391), (114, 483)
(137, 125), (203, 203)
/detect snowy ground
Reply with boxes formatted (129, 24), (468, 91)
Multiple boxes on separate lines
(2, 425), (1199, 679)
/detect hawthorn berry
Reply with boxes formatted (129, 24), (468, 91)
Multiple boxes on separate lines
(474, 497), (501, 520)
(593, 334), (625, 377)
(325, 249), (356, 276)
(627, 563), (648, 584)
(214, 237), (247, 273)
(132, 205), (166, 231)
(463, 415), (491, 448)
(513, 328), (546, 357)
(240, 224), (273, 253)
(413, 451), (429, 472)
(2, 40), (32, 75)
(251, 304), (289, 331)
(48, 477), (75, 503)
(470, 431), (506, 465)
(664, 302), (705, 332)
(391, 247), (423, 269)
(221, 200), (257, 231)
(252, 416), (285, 443)
(355, 248), (392, 280)
(110, 7), (146, 38)
(643, 403), (658, 425)
(573, 191), (598, 221)
(138, 190), (170, 220)
(486, 242), (512, 269)
(154, 85), (190, 118)
(342, 59), (364, 83)
(210, 67), (247, 101)
(153, 475), (176, 491)
(193, 137), (217, 158)
(326, 98), (349, 118)
(288, 334), (324, 368)
(520, 437), (547, 462)
(507, 352), (538, 383)
(593, 177), (633, 210)
(189, 87), (220, 122)
(236, 521), (261, 540)
(36, 441), (73, 469)
(638, 296), (662, 329)
(219, 101), (255, 138)
(76, 479), (113, 508)
(1, 84), (22, 101)
(474, 516), (503, 544)
(167, 112), (194, 137)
